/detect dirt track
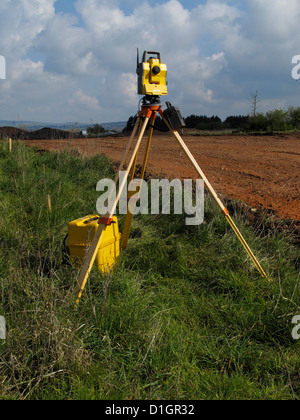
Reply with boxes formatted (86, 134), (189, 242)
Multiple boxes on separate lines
(24, 132), (300, 222)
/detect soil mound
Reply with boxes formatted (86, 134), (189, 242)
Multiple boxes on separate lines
(0, 126), (71, 140)
(0, 126), (27, 139)
(27, 127), (70, 140)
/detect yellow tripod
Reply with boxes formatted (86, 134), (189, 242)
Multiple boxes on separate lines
(74, 100), (268, 306)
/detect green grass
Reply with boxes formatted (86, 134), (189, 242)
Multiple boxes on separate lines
(0, 141), (299, 400)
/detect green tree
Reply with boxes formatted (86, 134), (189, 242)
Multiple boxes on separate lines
(124, 116), (137, 132)
(287, 106), (300, 130)
(265, 109), (288, 131)
(87, 124), (106, 137)
(249, 113), (268, 131)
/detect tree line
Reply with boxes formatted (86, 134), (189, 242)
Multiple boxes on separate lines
(125, 106), (300, 133)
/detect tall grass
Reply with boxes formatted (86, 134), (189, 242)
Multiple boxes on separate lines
(0, 141), (299, 400)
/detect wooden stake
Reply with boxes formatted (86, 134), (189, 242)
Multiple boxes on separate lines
(47, 194), (52, 213)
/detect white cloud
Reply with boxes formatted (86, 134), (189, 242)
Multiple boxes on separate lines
(69, 89), (102, 113)
(248, 0), (300, 42)
(0, 0), (55, 56)
(200, 52), (227, 80)
(119, 73), (138, 106)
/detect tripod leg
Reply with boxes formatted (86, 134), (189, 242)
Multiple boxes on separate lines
(116, 117), (142, 180)
(121, 112), (156, 249)
(159, 111), (267, 279)
(225, 213), (267, 278)
(102, 117), (142, 213)
(140, 113), (155, 180)
(111, 116), (150, 217)
(74, 223), (105, 306)
(110, 117), (142, 195)
(75, 116), (151, 305)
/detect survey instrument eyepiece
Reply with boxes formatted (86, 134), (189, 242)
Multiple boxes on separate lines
(137, 49), (168, 97)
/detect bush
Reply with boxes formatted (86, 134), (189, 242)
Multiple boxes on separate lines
(249, 113), (268, 131)
(249, 106), (300, 132)
(224, 116), (250, 131)
(287, 106), (300, 130)
(265, 109), (288, 132)
(87, 124), (106, 137)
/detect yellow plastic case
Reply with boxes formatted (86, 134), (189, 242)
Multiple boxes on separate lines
(68, 215), (121, 273)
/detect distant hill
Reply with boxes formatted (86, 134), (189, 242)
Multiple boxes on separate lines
(0, 120), (127, 132)
(0, 126), (72, 140)
(0, 120), (128, 140)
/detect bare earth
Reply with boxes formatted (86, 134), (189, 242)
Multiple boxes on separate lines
(24, 132), (300, 222)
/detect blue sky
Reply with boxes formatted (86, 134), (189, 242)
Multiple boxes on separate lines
(0, 0), (299, 124)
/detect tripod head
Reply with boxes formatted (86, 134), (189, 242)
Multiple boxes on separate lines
(137, 49), (168, 97)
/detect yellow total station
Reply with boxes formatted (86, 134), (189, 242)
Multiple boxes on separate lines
(137, 50), (168, 97)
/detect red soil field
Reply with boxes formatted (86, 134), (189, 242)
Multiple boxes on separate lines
(24, 131), (300, 222)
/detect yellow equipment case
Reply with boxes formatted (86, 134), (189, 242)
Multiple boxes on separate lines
(68, 215), (121, 273)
